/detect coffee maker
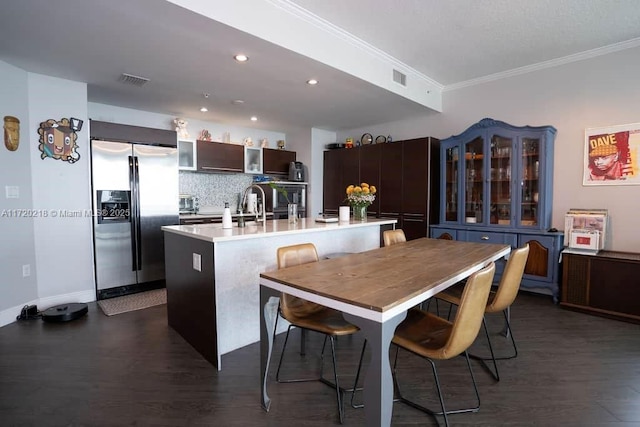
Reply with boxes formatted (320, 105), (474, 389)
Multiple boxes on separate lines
(288, 161), (305, 182)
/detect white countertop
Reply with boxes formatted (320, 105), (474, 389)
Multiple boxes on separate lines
(162, 218), (397, 243)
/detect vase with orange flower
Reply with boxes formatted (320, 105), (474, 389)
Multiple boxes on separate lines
(345, 182), (376, 221)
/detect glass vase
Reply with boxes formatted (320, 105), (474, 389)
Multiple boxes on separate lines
(287, 203), (298, 224)
(353, 205), (367, 221)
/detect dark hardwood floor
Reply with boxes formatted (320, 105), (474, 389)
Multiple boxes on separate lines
(1, 292), (639, 426)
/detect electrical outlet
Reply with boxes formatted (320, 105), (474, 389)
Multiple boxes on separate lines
(22, 264), (30, 277)
(192, 253), (201, 272)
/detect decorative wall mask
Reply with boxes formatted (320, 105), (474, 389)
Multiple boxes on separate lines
(4, 115), (20, 151)
(38, 117), (83, 163)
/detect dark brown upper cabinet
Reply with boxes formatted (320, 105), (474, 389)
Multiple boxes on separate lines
(263, 148), (296, 176)
(196, 140), (243, 173)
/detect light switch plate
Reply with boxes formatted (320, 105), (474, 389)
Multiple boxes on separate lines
(192, 253), (201, 272)
(5, 185), (19, 199)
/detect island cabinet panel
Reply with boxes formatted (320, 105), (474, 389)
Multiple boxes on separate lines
(562, 251), (640, 324)
(197, 140), (244, 173)
(164, 232), (218, 366)
(263, 148), (296, 176)
(322, 137), (439, 240)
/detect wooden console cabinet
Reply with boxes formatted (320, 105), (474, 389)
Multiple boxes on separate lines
(561, 251), (640, 323)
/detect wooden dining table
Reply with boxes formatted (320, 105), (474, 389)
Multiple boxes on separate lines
(259, 237), (511, 426)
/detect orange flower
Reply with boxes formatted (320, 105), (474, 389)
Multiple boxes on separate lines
(344, 182), (376, 208)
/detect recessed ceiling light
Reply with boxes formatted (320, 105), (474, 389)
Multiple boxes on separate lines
(307, 79), (318, 85)
(232, 99), (245, 105)
(234, 54), (249, 62)
(250, 116), (258, 121)
(200, 107), (208, 112)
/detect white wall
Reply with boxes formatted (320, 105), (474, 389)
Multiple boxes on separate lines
(337, 46), (640, 253)
(0, 61), (37, 323)
(27, 73), (95, 304)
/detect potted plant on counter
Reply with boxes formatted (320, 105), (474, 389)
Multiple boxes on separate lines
(269, 182), (297, 224)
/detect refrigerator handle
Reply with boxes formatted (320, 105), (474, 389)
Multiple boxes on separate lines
(132, 156), (143, 270)
(128, 156), (138, 271)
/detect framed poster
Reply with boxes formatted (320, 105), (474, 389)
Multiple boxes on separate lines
(583, 122), (640, 186)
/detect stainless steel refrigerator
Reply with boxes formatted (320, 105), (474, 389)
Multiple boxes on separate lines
(91, 140), (178, 300)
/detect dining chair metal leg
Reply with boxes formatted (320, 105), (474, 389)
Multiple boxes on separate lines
(276, 326), (329, 383)
(328, 336), (344, 424)
(392, 349), (480, 427)
(469, 308), (518, 365)
(349, 340), (368, 409)
(275, 326), (346, 423)
(499, 308), (518, 358)
(441, 302), (517, 381)
(470, 316), (501, 381)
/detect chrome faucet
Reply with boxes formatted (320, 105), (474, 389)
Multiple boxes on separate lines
(242, 184), (266, 224)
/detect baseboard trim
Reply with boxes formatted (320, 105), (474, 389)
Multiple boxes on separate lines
(0, 290), (96, 328)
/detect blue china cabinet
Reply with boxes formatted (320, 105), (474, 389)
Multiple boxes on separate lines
(430, 118), (563, 301)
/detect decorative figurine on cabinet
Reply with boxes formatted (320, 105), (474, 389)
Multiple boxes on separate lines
(174, 118), (190, 139)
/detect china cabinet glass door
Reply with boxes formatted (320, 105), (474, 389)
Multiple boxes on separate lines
(520, 137), (540, 227)
(489, 135), (513, 226)
(444, 146), (459, 221)
(464, 137), (484, 224)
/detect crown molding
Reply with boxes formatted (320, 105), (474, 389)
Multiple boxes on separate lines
(444, 37), (640, 92)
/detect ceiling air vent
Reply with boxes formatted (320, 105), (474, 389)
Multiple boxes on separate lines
(393, 69), (406, 86)
(118, 73), (150, 87)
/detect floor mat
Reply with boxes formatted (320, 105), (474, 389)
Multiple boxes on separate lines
(97, 289), (166, 316)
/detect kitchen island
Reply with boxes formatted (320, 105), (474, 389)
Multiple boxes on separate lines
(162, 218), (396, 369)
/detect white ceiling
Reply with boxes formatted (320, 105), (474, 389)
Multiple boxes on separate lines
(1, 0), (639, 132)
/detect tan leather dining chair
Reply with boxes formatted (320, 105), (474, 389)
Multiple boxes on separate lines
(274, 243), (360, 424)
(435, 244), (530, 381)
(383, 229), (406, 247)
(391, 262), (496, 427)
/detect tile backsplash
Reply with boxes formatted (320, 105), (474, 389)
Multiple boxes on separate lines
(179, 171), (253, 211)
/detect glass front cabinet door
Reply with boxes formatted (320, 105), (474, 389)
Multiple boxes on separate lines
(434, 118), (562, 301)
(439, 118), (556, 231)
(178, 139), (197, 171)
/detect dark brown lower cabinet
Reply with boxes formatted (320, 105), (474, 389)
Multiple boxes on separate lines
(401, 213), (427, 241)
(561, 251), (640, 324)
